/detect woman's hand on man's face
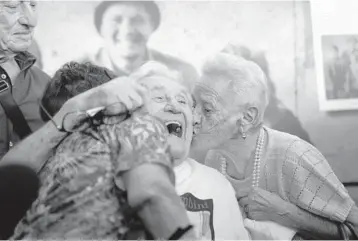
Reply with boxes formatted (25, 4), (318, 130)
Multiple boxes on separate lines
(238, 187), (289, 222)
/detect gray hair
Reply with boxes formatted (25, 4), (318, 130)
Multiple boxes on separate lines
(132, 61), (190, 91)
(202, 52), (269, 126)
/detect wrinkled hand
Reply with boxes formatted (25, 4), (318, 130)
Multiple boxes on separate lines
(76, 75), (146, 115)
(239, 187), (289, 222)
(244, 219), (296, 240)
(55, 75), (147, 131)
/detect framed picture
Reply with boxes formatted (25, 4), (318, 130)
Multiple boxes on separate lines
(316, 34), (358, 111)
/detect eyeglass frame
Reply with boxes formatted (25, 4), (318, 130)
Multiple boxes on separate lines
(38, 99), (105, 134)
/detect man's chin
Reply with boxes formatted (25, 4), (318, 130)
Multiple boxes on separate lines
(8, 42), (32, 53)
(114, 44), (145, 58)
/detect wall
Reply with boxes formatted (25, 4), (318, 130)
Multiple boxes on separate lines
(299, 1), (358, 183)
(35, 1), (299, 111)
(33, 1), (358, 187)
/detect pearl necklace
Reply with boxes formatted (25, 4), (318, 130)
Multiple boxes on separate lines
(220, 128), (265, 188)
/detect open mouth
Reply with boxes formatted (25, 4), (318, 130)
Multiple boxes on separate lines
(165, 121), (183, 138)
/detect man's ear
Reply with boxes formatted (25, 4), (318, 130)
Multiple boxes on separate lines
(242, 106), (259, 126)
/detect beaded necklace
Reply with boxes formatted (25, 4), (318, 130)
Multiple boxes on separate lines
(220, 128), (265, 188)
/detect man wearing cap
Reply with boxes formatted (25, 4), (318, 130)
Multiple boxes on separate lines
(81, 1), (198, 91)
(0, 1), (50, 159)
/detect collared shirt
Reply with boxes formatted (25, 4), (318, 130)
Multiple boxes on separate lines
(79, 48), (199, 92)
(0, 52), (50, 159)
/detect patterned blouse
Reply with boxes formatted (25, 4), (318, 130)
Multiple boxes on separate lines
(11, 114), (174, 239)
(208, 127), (354, 223)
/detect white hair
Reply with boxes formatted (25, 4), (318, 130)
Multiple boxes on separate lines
(131, 61), (190, 91)
(202, 52), (269, 126)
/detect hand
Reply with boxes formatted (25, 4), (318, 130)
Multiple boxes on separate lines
(77, 75), (146, 115)
(238, 187), (289, 222)
(244, 219), (296, 240)
(54, 76), (147, 130)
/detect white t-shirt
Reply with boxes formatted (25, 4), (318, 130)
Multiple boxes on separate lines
(174, 158), (250, 240)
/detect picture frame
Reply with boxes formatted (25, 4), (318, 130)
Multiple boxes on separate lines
(315, 34), (358, 111)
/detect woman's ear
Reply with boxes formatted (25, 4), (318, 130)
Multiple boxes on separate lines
(242, 106), (259, 125)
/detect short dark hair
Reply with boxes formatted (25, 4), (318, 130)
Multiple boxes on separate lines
(94, 1), (161, 34)
(40, 62), (116, 121)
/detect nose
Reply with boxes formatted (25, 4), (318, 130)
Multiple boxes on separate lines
(164, 102), (181, 114)
(18, 3), (37, 28)
(119, 19), (136, 36)
(193, 108), (202, 127)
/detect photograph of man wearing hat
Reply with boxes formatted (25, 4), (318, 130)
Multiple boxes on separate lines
(82, 1), (198, 90)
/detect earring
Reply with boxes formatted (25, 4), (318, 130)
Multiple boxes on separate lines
(240, 125), (247, 139)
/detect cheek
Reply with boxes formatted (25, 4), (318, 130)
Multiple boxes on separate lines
(101, 25), (116, 40)
(0, 17), (12, 38)
(137, 24), (153, 39)
(201, 112), (224, 131)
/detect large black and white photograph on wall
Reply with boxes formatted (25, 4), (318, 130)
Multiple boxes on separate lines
(318, 34), (358, 111)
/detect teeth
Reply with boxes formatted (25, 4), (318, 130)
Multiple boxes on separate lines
(165, 120), (181, 127)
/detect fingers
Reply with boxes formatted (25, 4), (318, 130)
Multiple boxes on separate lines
(238, 196), (249, 207)
(104, 82), (145, 115)
(243, 218), (256, 231)
(103, 102), (126, 116)
(133, 81), (148, 98)
(236, 185), (252, 200)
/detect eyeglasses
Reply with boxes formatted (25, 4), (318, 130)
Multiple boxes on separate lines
(38, 100), (129, 134)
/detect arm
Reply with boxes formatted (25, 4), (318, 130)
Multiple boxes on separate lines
(240, 187), (343, 239)
(280, 140), (356, 239)
(346, 205), (358, 238)
(269, 197), (343, 239)
(1, 74), (146, 171)
(123, 164), (195, 239)
(115, 114), (195, 239)
(0, 105), (69, 172)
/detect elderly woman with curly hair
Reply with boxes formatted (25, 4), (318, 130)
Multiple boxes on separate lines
(190, 52), (358, 240)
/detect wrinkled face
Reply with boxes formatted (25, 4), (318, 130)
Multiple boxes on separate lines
(139, 78), (194, 161)
(100, 3), (154, 60)
(0, 1), (37, 53)
(191, 75), (240, 152)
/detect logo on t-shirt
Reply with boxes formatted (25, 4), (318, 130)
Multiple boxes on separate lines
(180, 193), (214, 240)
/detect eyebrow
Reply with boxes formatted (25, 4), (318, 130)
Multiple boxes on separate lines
(150, 86), (165, 91)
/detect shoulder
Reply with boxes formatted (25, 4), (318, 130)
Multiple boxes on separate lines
(268, 108), (312, 143)
(26, 66), (51, 95)
(28, 66), (51, 83)
(76, 49), (103, 65)
(189, 158), (234, 189)
(266, 127), (324, 165)
(41, 129), (110, 182)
